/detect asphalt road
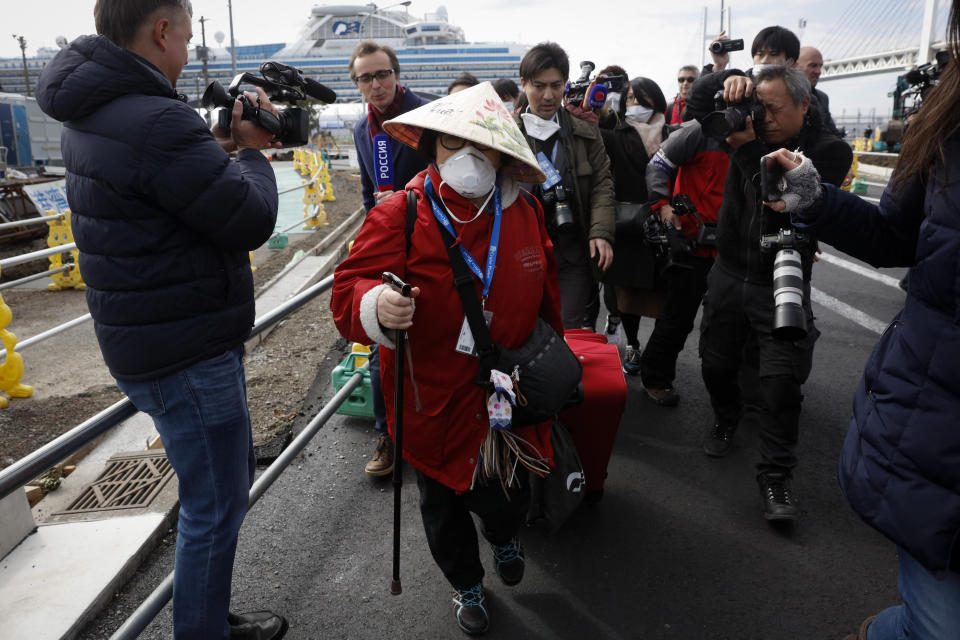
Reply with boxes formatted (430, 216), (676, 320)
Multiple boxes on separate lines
(81, 241), (908, 640)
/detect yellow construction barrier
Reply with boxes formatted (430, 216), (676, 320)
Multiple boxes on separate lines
(46, 209), (85, 291)
(298, 148), (328, 229)
(0, 266), (34, 409)
(351, 342), (371, 367)
(841, 154), (859, 192)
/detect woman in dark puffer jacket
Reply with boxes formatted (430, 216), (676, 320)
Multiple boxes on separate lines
(765, 3), (960, 637)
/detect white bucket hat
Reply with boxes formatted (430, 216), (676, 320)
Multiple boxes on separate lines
(383, 82), (546, 184)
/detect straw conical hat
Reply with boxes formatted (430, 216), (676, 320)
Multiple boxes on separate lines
(383, 82), (546, 184)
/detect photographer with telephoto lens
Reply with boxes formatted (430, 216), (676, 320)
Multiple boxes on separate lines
(697, 64), (851, 522)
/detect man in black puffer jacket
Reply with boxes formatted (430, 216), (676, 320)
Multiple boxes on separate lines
(697, 65), (852, 522)
(37, 1), (286, 638)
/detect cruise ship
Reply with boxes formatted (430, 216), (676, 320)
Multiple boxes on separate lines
(1, 4), (531, 106)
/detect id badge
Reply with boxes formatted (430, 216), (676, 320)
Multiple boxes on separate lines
(536, 151), (562, 190)
(455, 310), (494, 356)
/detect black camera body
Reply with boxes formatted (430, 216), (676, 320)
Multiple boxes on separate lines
(201, 61), (336, 148)
(542, 183), (577, 233)
(565, 60), (628, 111)
(642, 193), (726, 274)
(709, 38), (745, 54)
(702, 90), (765, 140)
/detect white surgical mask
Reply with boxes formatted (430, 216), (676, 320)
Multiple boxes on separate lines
(437, 145), (497, 199)
(605, 93), (622, 113)
(521, 112), (561, 141)
(752, 63), (777, 74)
(625, 104), (653, 122)
(502, 100), (515, 112)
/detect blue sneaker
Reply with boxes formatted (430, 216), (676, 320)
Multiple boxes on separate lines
(452, 584), (489, 635)
(490, 537), (525, 586)
(622, 346), (641, 375)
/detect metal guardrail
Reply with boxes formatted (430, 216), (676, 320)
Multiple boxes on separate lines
(0, 263), (74, 291)
(0, 243), (76, 269)
(852, 149), (899, 159)
(0, 213), (62, 231)
(109, 362), (366, 640)
(0, 313), (92, 359)
(0, 275), (335, 503)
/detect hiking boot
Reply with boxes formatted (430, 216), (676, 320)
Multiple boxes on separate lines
(622, 346), (641, 375)
(364, 434), (394, 476)
(703, 422), (737, 457)
(452, 584), (489, 635)
(645, 387), (680, 407)
(228, 610), (289, 640)
(758, 472), (799, 521)
(604, 314), (621, 335)
(490, 537), (525, 586)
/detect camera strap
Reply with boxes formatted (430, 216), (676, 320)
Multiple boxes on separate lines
(425, 194), (501, 384)
(423, 175), (502, 299)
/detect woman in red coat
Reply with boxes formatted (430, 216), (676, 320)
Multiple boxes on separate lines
(331, 82), (562, 636)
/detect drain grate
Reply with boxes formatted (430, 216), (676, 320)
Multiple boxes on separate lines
(55, 451), (175, 515)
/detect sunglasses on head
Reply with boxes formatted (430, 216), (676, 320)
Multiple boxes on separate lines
(678, 76), (696, 83)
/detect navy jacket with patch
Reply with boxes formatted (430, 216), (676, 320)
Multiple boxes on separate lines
(36, 35), (278, 381)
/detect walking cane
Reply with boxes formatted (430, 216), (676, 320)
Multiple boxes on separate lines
(382, 271), (413, 596)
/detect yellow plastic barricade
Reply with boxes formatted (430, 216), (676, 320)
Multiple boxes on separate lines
(46, 209), (85, 290)
(0, 266), (34, 408)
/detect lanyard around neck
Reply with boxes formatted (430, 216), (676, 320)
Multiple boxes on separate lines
(424, 174), (502, 299)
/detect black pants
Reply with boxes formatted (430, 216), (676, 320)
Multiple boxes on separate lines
(554, 232), (595, 330)
(698, 265), (819, 476)
(369, 345), (387, 433)
(416, 470), (530, 590)
(640, 256), (714, 389)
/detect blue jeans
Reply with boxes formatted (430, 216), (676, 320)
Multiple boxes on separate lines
(117, 346), (255, 640)
(868, 546), (960, 640)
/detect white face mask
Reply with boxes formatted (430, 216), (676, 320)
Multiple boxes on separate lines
(625, 104), (653, 122)
(521, 112), (561, 141)
(502, 100), (515, 112)
(605, 93), (622, 113)
(437, 145), (497, 199)
(753, 63), (777, 74)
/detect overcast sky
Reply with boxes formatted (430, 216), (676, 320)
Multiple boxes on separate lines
(3, 0), (946, 120)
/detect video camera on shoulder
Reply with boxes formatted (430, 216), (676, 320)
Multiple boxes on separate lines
(201, 61), (337, 147)
(701, 89), (765, 140)
(564, 61), (628, 111)
(900, 50), (950, 116)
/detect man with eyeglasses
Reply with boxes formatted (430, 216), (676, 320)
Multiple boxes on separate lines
(667, 65), (699, 125)
(349, 40), (430, 478)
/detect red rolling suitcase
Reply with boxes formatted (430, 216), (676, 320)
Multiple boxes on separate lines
(559, 330), (627, 499)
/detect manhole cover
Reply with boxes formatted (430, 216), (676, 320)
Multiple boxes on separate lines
(54, 451), (175, 515)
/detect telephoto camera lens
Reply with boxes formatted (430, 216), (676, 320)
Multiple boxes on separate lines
(772, 249), (808, 340)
